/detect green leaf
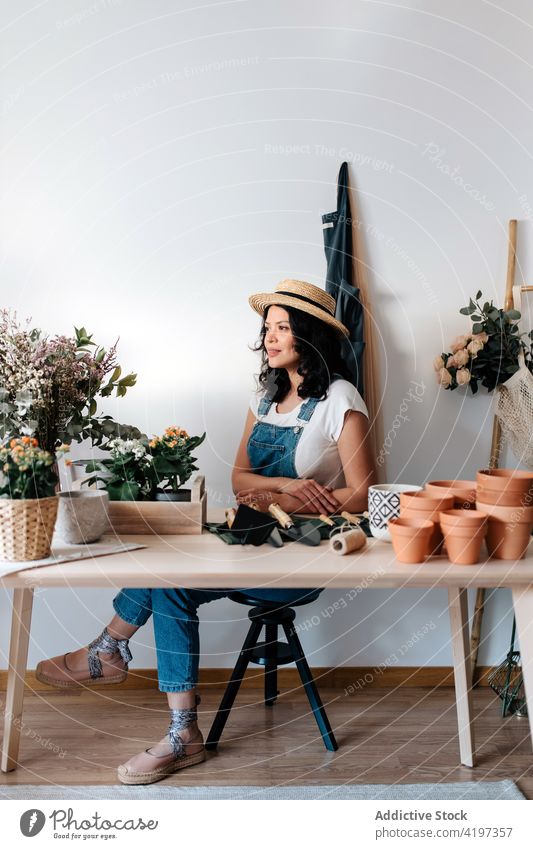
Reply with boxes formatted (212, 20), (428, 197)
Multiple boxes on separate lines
(118, 373), (137, 387)
(110, 366), (122, 383)
(476, 290), (482, 300)
(460, 307), (475, 315)
(505, 309), (521, 320)
(472, 323), (484, 334)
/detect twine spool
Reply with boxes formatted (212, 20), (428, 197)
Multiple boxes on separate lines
(328, 523), (367, 556)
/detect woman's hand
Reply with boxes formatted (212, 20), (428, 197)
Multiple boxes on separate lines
(278, 478), (340, 513)
(236, 489), (288, 513)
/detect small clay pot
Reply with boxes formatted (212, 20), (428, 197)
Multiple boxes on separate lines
(477, 469), (533, 496)
(425, 480), (477, 509)
(440, 524), (487, 565)
(476, 500), (533, 523)
(485, 518), (532, 560)
(475, 486), (530, 507)
(388, 517), (434, 564)
(400, 492), (454, 555)
(439, 508), (488, 529)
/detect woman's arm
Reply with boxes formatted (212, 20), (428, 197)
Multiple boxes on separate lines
(277, 410), (376, 514)
(236, 410), (376, 515)
(232, 409), (339, 511)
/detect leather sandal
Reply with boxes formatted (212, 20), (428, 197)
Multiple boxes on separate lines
(35, 627), (131, 688)
(118, 695), (206, 785)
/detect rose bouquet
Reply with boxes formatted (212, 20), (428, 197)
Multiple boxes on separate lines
(434, 291), (533, 394)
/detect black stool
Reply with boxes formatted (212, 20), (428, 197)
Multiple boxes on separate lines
(205, 591), (338, 752)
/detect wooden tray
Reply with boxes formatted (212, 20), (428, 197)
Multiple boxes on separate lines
(106, 475), (206, 534)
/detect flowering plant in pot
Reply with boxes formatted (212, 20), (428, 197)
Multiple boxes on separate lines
(82, 438), (154, 501)
(0, 437), (59, 560)
(434, 291), (532, 394)
(82, 428), (206, 502)
(0, 310), (142, 455)
(147, 427), (206, 501)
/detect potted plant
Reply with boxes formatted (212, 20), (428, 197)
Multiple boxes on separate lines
(0, 437), (59, 560)
(82, 437), (154, 501)
(148, 427), (206, 501)
(80, 428), (207, 534)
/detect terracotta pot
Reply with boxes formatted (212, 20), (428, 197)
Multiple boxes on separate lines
(475, 486), (531, 506)
(425, 480), (477, 509)
(439, 509), (488, 529)
(485, 518), (532, 560)
(400, 492), (454, 555)
(388, 517), (434, 564)
(440, 524), (487, 565)
(476, 500), (533, 523)
(476, 469), (533, 496)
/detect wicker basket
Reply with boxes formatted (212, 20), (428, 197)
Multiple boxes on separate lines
(0, 496), (58, 561)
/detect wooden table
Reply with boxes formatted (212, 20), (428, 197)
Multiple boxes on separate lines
(2, 514), (533, 774)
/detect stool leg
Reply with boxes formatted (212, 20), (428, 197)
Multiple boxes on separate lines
(264, 622), (279, 707)
(205, 619), (262, 751)
(282, 620), (338, 752)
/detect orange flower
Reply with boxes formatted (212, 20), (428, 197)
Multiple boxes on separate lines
(9, 438), (18, 448)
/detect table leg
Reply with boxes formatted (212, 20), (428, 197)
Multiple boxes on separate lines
(448, 587), (476, 767)
(511, 586), (533, 751)
(1, 588), (34, 772)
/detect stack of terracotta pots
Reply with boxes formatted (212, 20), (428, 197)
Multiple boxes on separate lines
(386, 472), (533, 565)
(476, 470), (533, 560)
(399, 491), (454, 555)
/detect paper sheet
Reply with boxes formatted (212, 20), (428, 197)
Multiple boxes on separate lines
(0, 536), (146, 578)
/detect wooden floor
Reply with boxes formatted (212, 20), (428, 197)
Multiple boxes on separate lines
(1, 686), (532, 797)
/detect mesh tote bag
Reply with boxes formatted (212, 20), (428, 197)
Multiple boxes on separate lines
(494, 285), (533, 468)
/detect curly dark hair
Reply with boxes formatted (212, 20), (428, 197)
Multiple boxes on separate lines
(252, 304), (352, 402)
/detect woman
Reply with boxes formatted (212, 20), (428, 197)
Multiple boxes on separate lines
(36, 279), (374, 785)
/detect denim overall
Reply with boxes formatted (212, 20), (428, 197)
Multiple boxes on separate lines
(111, 393), (323, 692)
(244, 393), (323, 604)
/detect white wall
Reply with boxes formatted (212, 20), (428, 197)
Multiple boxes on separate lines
(1, 0), (532, 672)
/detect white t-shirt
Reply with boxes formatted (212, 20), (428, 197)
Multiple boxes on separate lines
(249, 378), (368, 488)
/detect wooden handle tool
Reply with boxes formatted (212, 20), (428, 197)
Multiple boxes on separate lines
(319, 514), (336, 526)
(340, 510), (369, 525)
(268, 502), (294, 528)
(225, 508), (237, 528)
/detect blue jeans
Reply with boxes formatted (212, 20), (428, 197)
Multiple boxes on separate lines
(112, 587), (322, 692)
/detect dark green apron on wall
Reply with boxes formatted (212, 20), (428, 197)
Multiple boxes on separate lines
(322, 161), (365, 398)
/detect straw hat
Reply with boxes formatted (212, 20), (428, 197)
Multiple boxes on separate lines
(248, 279), (349, 338)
